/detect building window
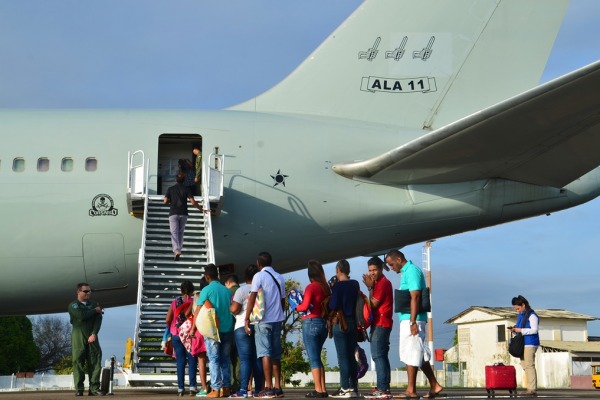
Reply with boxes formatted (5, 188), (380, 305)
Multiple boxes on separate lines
(497, 325), (506, 342)
(62, 157), (74, 172)
(85, 157), (97, 172)
(37, 157), (50, 172)
(458, 328), (470, 344)
(12, 158), (25, 172)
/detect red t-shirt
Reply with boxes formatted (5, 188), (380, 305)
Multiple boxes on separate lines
(372, 275), (393, 328)
(297, 282), (329, 319)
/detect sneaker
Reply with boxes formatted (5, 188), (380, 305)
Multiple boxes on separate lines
(330, 388), (356, 398)
(364, 390), (391, 399)
(230, 390), (249, 398)
(306, 391), (328, 398)
(196, 389), (209, 397)
(273, 388), (284, 398)
(255, 389), (275, 398)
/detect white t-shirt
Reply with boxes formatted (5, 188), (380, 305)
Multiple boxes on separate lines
(232, 284), (252, 331)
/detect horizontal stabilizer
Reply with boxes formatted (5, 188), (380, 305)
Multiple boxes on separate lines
(332, 60), (600, 188)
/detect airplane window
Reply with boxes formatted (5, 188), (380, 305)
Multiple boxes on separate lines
(85, 157), (97, 172)
(37, 157), (50, 172)
(12, 158), (25, 172)
(62, 157), (73, 172)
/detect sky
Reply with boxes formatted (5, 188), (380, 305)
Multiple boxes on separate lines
(1, 0), (600, 369)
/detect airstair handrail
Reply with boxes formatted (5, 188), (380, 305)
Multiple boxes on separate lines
(127, 150), (146, 195)
(132, 157), (150, 371)
(207, 152), (225, 202)
(201, 162), (216, 266)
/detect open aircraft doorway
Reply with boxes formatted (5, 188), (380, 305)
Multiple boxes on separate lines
(157, 134), (202, 196)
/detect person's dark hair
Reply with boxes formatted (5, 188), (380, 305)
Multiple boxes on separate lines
(199, 277), (208, 290)
(336, 259), (350, 275)
(367, 256), (384, 270)
(204, 263), (219, 279)
(385, 249), (405, 261)
(176, 173), (185, 184)
(245, 264), (259, 283)
(512, 295), (531, 309)
(225, 274), (239, 285)
(193, 144), (201, 151)
(77, 282), (90, 291)
(257, 252), (272, 268)
(180, 280), (195, 295)
(307, 259), (331, 297)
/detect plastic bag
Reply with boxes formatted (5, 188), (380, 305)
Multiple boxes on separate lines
(401, 334), (430, 367)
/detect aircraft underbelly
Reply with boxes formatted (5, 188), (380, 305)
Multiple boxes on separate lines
(82, 233), (128, 290)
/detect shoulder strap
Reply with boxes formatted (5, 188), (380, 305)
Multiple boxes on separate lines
(519, 310), (532, 328)
(264, 269), (283, 310)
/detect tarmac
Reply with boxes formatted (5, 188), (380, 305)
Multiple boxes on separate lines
(0, 387), (599, 400)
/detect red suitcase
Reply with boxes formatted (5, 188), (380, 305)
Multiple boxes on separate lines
(485, 363), (517, 397)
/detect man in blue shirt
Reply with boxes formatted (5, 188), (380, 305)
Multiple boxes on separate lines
(244, 252), (286, 398)
(385, 250), (443, 399)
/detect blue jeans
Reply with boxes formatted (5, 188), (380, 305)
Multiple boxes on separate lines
(370, 325), (391, 391)
(333, 317), (357, 391)
(172, 334), (197, 391)
(302, 318), (327, 369)
(205, 331), (233, 390)
(234, 326), (264, 392)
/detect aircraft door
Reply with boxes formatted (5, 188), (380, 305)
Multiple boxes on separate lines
(82, 233), (128, 290)
(157, 134), (202, 195)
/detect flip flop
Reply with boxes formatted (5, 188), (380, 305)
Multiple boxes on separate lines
(422, 391), (446, 399)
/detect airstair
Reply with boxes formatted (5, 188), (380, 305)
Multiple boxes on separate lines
(126, 150), (225, 379)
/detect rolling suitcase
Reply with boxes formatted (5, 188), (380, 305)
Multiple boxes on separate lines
(100, 367), (111, 394)
(485, 363), (517, 397)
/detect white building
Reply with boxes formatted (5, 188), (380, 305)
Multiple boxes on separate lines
(444, 306), (600, 389)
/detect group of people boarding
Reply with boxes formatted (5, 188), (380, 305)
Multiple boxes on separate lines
(165, 250), (444, 399)
(166, 252), (286, 398)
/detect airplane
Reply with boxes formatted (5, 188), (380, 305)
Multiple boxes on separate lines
(2, 0), (600, 316)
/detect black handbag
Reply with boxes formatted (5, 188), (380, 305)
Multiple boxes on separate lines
(508, 311), (531, 358)
(508, 333), (524, 358)
(394, 287), (431, 314)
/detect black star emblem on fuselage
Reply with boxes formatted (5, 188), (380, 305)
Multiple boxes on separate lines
(271, 169), (289, 187)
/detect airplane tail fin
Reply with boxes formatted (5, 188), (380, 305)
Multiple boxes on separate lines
(231, 0), (569, 130)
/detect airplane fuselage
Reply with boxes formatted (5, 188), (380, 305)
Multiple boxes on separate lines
(2, 108), (599, 314)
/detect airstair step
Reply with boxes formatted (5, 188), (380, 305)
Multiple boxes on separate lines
(134, 185), (214, 374)
(143, 268), (206, 275)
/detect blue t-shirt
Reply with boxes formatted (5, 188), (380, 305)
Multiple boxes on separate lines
(329, 279), (359, 318)
(398, 261), (427, 322)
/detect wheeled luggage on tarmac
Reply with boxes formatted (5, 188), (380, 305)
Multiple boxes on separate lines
(100, 367), (111, 394)
(485, 363), (517, 397)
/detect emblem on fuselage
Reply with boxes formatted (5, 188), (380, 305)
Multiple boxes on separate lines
(89, 194), (118, 217)
(271, 170), (289, 187)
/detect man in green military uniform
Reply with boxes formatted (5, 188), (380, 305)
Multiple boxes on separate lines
(68, 282), (104, 396)
(193, 144), (202, 196)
